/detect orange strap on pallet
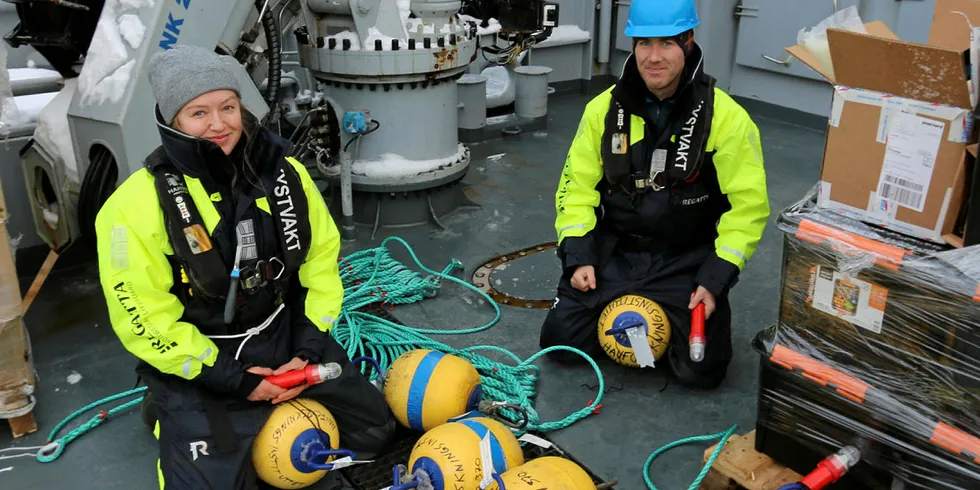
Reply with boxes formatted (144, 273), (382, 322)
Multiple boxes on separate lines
(772, 344), (980, 466)
(930, 422), (980, 465)
(769, 344), (870, 404)
(795, 219), (909, 272)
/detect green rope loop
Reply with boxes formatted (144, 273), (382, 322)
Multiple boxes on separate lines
(36, 386), (148, 463)
(643, 424), (739, 490)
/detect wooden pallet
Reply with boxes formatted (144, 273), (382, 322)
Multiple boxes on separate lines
(699, 430), (803, 490)
(3, 411), (38, 438)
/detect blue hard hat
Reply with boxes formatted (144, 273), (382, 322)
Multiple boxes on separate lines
(624, 0), (699, 38)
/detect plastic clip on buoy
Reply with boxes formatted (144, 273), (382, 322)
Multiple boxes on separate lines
(689, 303), (706, 363)
(388, 463), (506, 490)
(264, 362), (343, 389)
(477, 400), (530, 431)
(779, 445), (861, 490)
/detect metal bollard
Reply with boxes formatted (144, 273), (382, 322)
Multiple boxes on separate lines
(514, 65), (553, 119)
(457, 73), (488, 130)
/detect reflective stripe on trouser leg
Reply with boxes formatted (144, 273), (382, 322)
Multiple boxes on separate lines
(155, 421), (164, 489)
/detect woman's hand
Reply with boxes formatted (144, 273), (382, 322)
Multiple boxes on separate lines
(245, 366), (286, 402)
(272, 357), (308, 375)
(270, 357), (310, 404)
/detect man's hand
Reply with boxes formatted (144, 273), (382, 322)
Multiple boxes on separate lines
(689, 286), (716, 319)
(269, 357), (311, 404)
(245, 366), (286, 402)
(571, 265), (597, 292)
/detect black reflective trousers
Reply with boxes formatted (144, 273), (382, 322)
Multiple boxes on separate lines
(539, 243), (733, 389)
(144, 335), (396, 490)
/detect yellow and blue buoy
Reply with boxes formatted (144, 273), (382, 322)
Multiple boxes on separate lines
(252, 399), (353, 489)
(597, 294), (671, 367)
(489, 456), (597, 490)
(406, 417), (525, 490)
(384, 349), (484, 431)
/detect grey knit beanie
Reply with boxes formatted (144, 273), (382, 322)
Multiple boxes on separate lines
(147, 45), (241, 124)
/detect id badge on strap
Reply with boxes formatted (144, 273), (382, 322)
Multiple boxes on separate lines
(648, 149), (667, 191)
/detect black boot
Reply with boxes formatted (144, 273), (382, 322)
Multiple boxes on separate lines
(140, 391), (157, 430)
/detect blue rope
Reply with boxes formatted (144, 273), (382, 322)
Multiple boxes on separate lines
(643, 424), (740, 490)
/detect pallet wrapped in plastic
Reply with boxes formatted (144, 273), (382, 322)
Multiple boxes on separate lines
(751, 187), (980, 489)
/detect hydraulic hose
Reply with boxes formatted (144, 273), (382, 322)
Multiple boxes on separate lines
(255, 0), (281, 107)
(77, 146), (118, 243)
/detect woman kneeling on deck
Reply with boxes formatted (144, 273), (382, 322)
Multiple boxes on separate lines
(94, 45), (395, 489)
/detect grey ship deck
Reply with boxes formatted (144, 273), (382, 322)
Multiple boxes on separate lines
(0, 87), (827, 489)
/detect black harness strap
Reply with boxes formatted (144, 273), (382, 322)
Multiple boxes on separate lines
(146, 149), (312, 306)
(268, 164), (311, 277)
(601, 101), (632, 189)
(666, 75), (715, 184)
(600, 74), (716, 193)
(148, 149), (230, 302)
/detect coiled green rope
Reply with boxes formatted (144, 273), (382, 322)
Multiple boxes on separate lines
(332, 236), (604, 435)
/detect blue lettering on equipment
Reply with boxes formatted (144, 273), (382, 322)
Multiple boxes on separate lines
(159, 0), (191, 50)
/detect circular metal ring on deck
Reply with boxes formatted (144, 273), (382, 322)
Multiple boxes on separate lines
(471, 242), (558, 309)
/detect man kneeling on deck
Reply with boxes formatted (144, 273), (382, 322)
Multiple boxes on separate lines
(539, 1), (770, 389)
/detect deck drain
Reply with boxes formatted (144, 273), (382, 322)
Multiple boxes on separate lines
(471, 242), (558, 309)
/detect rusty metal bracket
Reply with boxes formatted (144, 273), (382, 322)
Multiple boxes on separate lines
(471, 242), (558, 309)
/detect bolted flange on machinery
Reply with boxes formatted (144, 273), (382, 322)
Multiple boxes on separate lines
(299, 0), (480, 234)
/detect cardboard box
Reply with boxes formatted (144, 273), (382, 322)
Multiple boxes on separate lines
(785, 21), (975, 244)
(929, 0), (980, 52)
(0, 180), (34, 418)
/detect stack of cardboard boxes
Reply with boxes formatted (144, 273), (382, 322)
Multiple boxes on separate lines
(754, 6), (980, 489)
(0, 179), (36, 437)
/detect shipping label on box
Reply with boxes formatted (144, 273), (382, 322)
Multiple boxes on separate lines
(807, 265), (888, 334)
(876, 110), (945, 213)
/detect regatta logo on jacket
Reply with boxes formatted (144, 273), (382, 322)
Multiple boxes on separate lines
(681, 194), (709, 206)
(274, 168), (302, 251)
(675, 101), (703, 172)
(113, 281), (179, 354)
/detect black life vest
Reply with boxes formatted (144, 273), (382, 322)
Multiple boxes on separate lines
(592, 71), (729, 258)
(601, 73), (715, 195)
(145, 147), (312, 304)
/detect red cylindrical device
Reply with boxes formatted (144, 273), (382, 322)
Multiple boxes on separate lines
(265, 362), (343, 389)
(689, 302), (706, 362)
(800, 446), (861, 490)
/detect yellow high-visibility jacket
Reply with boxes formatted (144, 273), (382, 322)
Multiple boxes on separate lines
(95, 112), (343, 398)
(555, 49), (770, 296)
